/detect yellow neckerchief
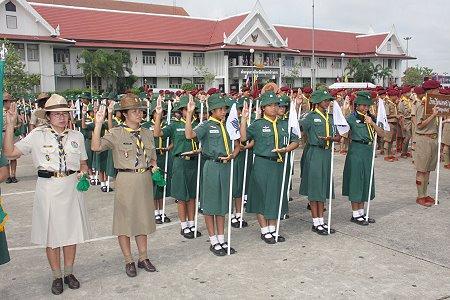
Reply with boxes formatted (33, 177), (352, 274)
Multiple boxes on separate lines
(314, 108), (330, 147)
(208, 116), (230, 155)
(86, 115), (95, 123)
(356, 111), (374, 141)
(387, 99), (398, 116)
(113, 116), (122, 126)
(401, 96), (412, 111)
(151, 119), (164, 154)
(179, 118), (198, 151)
(263, 114), (283, 162)
(123, 124), (148, 167)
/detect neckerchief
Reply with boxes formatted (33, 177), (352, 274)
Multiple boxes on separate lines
(179, 118), (198, 151)
(123, 125), (148, 168)
(263, 115), (283, 162)
(113, 116), (122, 126)
(209, 116), (230, 156)
(152, 119), (164, 155)
(356, 111), (374, 141)
(314, 108), (331, 148)
(48, 125), (69, 173)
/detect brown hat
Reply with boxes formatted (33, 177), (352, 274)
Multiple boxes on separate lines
(44, 94), (75, 112)
(3, 92), (14, 102)
(36, 92), (50, 102)
(119, 93), (147, 111)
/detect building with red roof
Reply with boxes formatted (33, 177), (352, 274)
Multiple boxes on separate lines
(0, 0), (414, 92)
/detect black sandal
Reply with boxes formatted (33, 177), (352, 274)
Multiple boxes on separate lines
(270, 232), (286, 242)
(189, 226), (201, 237)
(210, 244), (226, 256)
(220, 243), (236, 254)
(322, 223), (336, 234)
(155, 215), (163, 225)
(180, 228), (194, 239)
(313, 225), (329, 235)
(231, 217), (248, 228)
(361, 215), (375, 223)
(350, 216), (369, 226)
(260, 233), (276, 244)
(161, 214), (171, 223)
(281, 214), (290, 220)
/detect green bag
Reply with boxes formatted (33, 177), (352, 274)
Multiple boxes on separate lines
(76, 174), (90, 192)
(151, 169), (166, 187)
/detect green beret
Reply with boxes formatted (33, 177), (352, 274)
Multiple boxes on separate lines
(310, 90), (334, 104)
(208, 93), (227, 112)
(259, 91), (278, 106)
(151, 94), (159, 102)
(355, 91), (373, 106)
(278, 95), (290, 107)
(195, 100), (204, 113)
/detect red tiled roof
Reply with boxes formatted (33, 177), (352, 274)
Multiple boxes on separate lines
(0, 33), (74, 44)
(28, 0), (189, 16)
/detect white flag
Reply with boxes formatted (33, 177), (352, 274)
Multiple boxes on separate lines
(226, 103), (241, 140)
(288, 101), (301, 138)
(332, 100), (350, 135)
(376, 99), (390, 131)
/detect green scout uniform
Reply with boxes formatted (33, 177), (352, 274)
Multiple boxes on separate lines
(246, 92), (298, 219)
(342, 92), (376, 202)
(0, 156), (10, 265)
(299, 91), (335, 202)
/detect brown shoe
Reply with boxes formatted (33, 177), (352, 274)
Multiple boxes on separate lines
(63, 274), (80, 289)
(51, 278), (64, 295)
(425, 196), (438, 205)
(137, 259), (156, 272)
(444, 164), (450, 169)
(416, 197), (432, 207)
(125, 262), (137, 277)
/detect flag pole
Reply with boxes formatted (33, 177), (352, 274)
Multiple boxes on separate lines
(327, 140), (335, 235)
(193, 102), (204, 238)
(275, 146), (290, 243)
(227, 142), (235, 255)
(161, 101), (172, 223)
(239, 99), (253, 228)
(365, 133), (378, 221)
(286, 104), (302, 204)
(435, 116), (443, 205)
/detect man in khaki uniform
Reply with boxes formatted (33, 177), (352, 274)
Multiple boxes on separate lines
(383, 90), (399, 162)
(398, 88), (413, 158)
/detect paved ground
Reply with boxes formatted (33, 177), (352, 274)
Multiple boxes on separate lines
(1, 150), (450, 299)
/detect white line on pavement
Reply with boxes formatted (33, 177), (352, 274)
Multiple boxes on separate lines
(3, 190), (35, 196)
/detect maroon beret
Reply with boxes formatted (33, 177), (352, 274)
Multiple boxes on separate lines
(387, 89), (399, 97)
(159, 90), (164, 94)
(422, 79), (441, 90)
(207, 88), (219, 95)
(414, 86), (425, 95)
(370, 91), (378, 99)
(280, 86), (290, 92)
(302, 87), (312, 94)
(378, 89), (387, 95)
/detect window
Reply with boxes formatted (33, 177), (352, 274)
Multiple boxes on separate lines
(143, 77), (157, 88)
(54, 49), (70, 63)
(362, 59), (370, 64)
(387, 59), (393, 68)
(318, 58), (327, 69)
(6, 15), (17, 29)
(394, 60), (398, 70)
(332, 58), (341, 69)
(193, 53), (204, 66)
(302, 57), (311, 68)
(85, 77), (102, 91)
(169, 52), (181, 65)
(27, 44), (39, 61)
(142, 51), (156, 65)
(13, 43), (25, 60)
(284, 56), (294, 68)
(285, 78), (294, 88)
(5, 1), (16, 12)
(193, 77), (204, 89)
(169, 77), (182, 89)
(387, 38), (392, 51)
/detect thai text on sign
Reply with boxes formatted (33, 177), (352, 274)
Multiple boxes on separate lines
(425, 94), (450, 116)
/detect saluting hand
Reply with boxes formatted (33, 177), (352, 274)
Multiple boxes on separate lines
(241, 101), (249, 119)
(107, 101), (115, 114)
(95, 105), (106, 124)
(5, 102), (18, 127)
(155, 96), (163, 116)
(187, 95), (196, 114)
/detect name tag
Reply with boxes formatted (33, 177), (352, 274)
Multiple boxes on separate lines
(176, 128), (185, 132)
(43, 145), (53, 148)
(314, 119), (322, 123)
(356, 120), (361, 123)
(209, 129), (220, 134)
(262, 128), (271, 133)
(123, 142), (132, 145)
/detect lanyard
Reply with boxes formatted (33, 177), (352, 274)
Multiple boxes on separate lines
(151, 119), (164, 154)
(180, 118), (198, 151)
(209, 116), (230, 155)
(263, 115), (283, 162)
(123, 125), (148, 168)
(356, 111), (374, 141)
(314, 108), (330, 147)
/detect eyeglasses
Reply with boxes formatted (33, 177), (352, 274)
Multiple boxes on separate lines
(50, 112), (70, 118)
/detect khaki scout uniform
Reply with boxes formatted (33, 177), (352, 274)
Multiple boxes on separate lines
(384, 98), (398, 143)
(413, 104), (438, 172)
(15, 127), (91, 248)
(99, 126), (157, 237)
(398, 97), (413, 155)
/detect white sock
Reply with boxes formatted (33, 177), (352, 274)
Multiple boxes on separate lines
(217, 235), (225, 244)
(187, 220), (194, 228)
(181, 221), (188, 229)
(313, 218), (320, 226)
(319, 217), (324, 225)
(261, 226), (269, 235)
(101, 182), (105, 187)
(209, 235), (218, 246)
(358, 209), (365, 216)
(89, 175), (94, 179)
(154, 210), (159, 216)
(235, 213), (242, 218)
(230, 213), (235, 219)
(268, 225), (276, 233)
(352, 210), (361, 218)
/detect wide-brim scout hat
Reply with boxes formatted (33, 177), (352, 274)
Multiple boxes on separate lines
(259, 91), (279, 106)
(100, 92), (109, 99)
(108, 92), (117, 100)
(118, 93), (147, 111)
(36, 92), (50, 103)
(80, 92), (92, 100)
(43, 94), (75, 113)
(354, 91), (373, 106)
(2, 92), (15, 102)
(176, 95), (190, 110)
(139, 92), (148, 100)
(208, 93), (227, 112)
(237, 96), (249, 109)
(278, 95), (291, 107)
(310, 90), (334, 104)
(149, 101), (167, 114)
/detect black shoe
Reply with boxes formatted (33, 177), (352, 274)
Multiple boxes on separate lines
(260, 233), (276, 244)
(312, 225), (329, 235)
(220, 243), (236, 254)
(51, 278), (64, 295)
(101, 186), (107, 192)
(180, 228), (194, 239)
(210, 244), (226, 256)
(350, 216), (369, 226)
(5, 177), (12, 184)
(321, 223), (336, 234)
(289, 197), (293, 202)
(137, 259), (156, 272)
(155, 215), (163, 225)
(89, 179), (96, 186)
(10, 177), (18, 183)
(281, 214), (289, 220)
(161, 214), (171, 223)
(63, 274), (80, 289)
(94, 179), (101, 185)
(125, 262), (137, 277)
(231, 217), (248, 228)
(361, 214), (376, 223)
(189, 226), (201, 237)
(270, 232), (286, 242)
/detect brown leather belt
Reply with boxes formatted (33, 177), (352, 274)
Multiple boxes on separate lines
(117, 167), (151, 173)
(416, 133), (438, 139)
(37, 170), (76, 178)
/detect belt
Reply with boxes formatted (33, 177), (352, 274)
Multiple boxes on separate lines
(352, 140), (373, 146)
(310, 144), (332, 150)
(255, 155), (283, 163)
(37, 170), (76, 178)
(416, 133), (438, 139)
(175, 154), (197, 161)
(117, 167), (151, 173)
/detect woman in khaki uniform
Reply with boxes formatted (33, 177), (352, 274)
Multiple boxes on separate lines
(4, 94), (90, 295)
(92, 93), (158, 277)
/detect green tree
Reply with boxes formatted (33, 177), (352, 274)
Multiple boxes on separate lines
(2, 40), (40, 97)
(402, 66), (433, 86)
(344, 59), (389, 83)
(195, 65), (215, 87)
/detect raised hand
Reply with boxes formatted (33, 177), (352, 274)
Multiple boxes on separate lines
(155, 96), (163, 116)
(241, 101), (249, 119)
(107, 101), (115, 114)
(5, 102), (18, 126)
(95, 104), (107, 124)
(187, 94), (196, 114)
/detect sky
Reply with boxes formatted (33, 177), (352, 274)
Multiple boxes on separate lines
(130, 0), (450, 74)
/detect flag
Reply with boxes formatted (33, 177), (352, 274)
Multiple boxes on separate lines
(245, 75), (250, 88)
(226, 103), (241, 141)
(332, 100), (350, 135)
(376, 99), (390, 131)
(288, 101), (301, 138)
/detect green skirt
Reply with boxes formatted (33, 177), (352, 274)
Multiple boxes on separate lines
(85, 139), (94, 168)
(171, 157), (198, 201)
(153, 153), (173, 199)
(232, 150), (246, 198)
(299, 146), (334, 202)
(0, 231), (10, 265)
(105, 150), (116, 178)
(342, 142), (375, 202)
(201, 160), (231, 216)
(94, 150), (108, 172)
(247, 156), (288, 220)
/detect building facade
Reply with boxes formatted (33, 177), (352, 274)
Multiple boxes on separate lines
(0, 0), (414, 93)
